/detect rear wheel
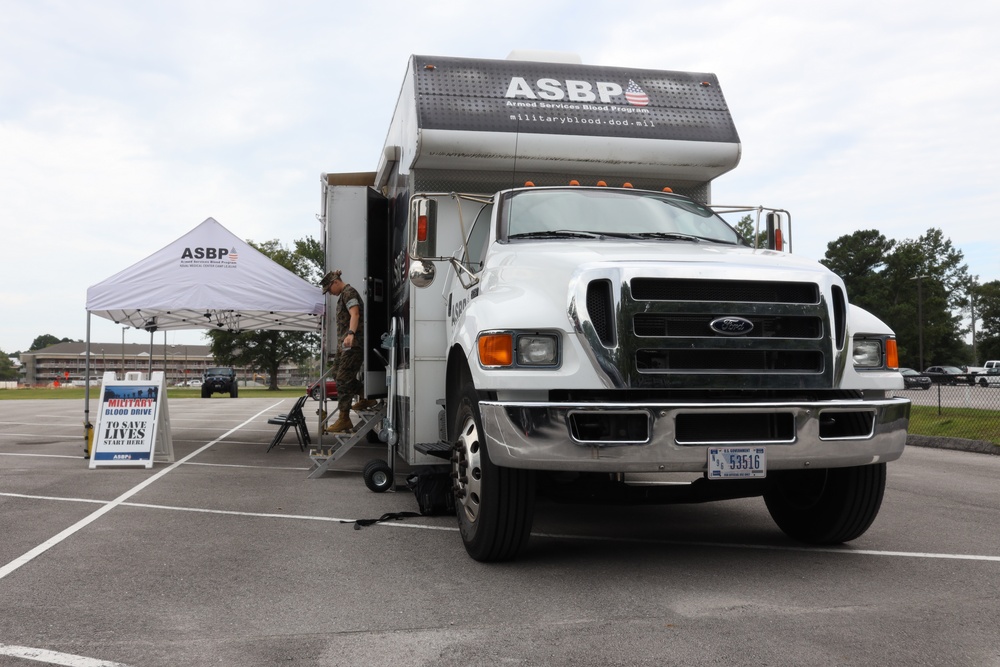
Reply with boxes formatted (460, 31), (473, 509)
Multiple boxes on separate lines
(764, 463), (886, 544)
(230, 384), (238, 398)
(451, 379), (535, 562)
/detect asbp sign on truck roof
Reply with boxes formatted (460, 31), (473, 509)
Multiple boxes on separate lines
(375, 53), (741, 201)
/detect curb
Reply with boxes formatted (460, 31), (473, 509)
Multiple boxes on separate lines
(906, 434), (1000, 456)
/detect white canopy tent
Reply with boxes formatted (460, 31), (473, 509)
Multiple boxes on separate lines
(86, 217), (324, 333)
(82, 217), (326, 430)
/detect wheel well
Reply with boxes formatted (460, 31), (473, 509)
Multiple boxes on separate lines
(446, 345), (472, 433)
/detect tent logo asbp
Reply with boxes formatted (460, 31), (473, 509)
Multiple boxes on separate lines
(179, 245), (240, 268)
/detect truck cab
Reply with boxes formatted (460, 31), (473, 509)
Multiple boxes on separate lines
(320, 53), (910, 561)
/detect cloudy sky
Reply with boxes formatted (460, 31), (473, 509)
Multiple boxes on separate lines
(2, 0), (998, 353)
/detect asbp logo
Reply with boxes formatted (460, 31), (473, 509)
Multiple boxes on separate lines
(181, 247), (237, 261)
(505, 76), (649, 107)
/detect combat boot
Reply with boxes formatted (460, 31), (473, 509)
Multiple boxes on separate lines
(326, 413), (354, 433)
(353, 398), (378, 411)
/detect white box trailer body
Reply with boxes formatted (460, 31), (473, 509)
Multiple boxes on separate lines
(320, 54), (910, 561)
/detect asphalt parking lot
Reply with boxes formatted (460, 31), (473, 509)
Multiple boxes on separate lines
(1, 396), (999, 667)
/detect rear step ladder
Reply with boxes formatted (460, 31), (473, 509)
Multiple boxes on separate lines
(308, 403), (387, 479)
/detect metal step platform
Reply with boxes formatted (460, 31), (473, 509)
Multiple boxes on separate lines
(308, 403), (387, 479)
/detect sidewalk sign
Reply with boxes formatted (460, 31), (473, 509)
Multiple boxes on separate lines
(89, 371), (175, 469)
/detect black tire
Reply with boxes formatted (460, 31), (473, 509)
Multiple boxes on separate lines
(764, 463), (886, 544)
(922, 385), (930, 390)
(451, 379), (535, 562)
(363, 459), (393, 493)
(201, 387), (209, 398)
(979, 378), (988, 387)
(230, 384), (238, 398)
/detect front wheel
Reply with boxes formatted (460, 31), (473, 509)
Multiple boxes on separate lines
(451, 380), (535, 562)
(764, 463), (886, 544)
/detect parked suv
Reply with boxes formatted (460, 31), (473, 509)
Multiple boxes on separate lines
(202, 367), (238, 398)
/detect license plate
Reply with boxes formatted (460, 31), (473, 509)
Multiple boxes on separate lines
(708, 446), (767, 479)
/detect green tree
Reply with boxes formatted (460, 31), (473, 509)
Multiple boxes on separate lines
(732, 214), (768, 248)
(29, 334), (77, 351)
(0, 351), (17, 381)
(975, 280), (1000, 362)
(820, 229), (894, 313)
(205, 238), (322, 390)
(821, 227), (971, 369)
(882, 228), (971, 368)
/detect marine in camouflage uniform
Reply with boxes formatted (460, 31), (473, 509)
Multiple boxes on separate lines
(334, 281), (364, 416)
(321, 269), (366, 432)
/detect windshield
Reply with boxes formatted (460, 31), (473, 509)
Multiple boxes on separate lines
(500, 188), (740, 244)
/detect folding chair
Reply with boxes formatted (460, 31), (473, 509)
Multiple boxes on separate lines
(266, 394), (311, 452)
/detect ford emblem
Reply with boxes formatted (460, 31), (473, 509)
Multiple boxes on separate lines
(709, 316), (754, 336)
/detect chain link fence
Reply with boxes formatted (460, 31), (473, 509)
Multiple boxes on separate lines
(893, 380), (1000, 447)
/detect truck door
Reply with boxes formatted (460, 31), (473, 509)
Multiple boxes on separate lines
(364, 189), (389, 397)
(325, 183), (389, 399)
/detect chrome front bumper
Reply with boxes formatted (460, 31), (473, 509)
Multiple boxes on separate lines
(479, 397), (910, 473)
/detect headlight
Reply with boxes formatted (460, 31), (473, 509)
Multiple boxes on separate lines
(852, 338), (884, 368)
(478, 331), (560, 368)
(517, 334), (559, 366)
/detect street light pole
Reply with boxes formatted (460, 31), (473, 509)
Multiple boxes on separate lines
(912, 275), (929, 371)
(121, 327), (128, 379)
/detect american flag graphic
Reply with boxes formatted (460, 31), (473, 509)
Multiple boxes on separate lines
(229, 248), (238, 261)
(624, 80), (649, 107)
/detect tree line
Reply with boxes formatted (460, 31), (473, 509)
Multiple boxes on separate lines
(820, 227), (999, 369)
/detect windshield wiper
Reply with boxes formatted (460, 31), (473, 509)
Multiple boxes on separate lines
(632, 232), (702, 242)
(508, 230), (605, 240)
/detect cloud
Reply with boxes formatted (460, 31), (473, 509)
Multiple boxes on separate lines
(1, 0), (997, 352)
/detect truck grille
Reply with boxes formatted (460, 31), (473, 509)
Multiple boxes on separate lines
(579, 275), (837, 390)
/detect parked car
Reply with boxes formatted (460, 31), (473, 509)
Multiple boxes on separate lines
(899, 368), (931, 390)
(308, 379), (338, 401)
(923, 365), (968, 385)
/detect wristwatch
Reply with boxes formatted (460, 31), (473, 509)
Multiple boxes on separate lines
(346, 330), (355, 335)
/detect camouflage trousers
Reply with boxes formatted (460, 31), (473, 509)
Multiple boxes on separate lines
(334, 346), (363, 413)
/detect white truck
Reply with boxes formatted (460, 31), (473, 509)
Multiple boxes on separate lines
(977, 360), (1000, 386)
(319, 53), (910, 561)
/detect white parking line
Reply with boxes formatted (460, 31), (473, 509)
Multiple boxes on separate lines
(0, 643), (130, 666)
(2, 489), (998, 563)
(0, 401), (283, 581)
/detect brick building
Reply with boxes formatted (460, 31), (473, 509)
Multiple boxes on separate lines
(18, 342), (301, 387)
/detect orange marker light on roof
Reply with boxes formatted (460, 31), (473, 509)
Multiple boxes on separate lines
(662, 187), (673, 193)
(597, 180), (607, 187)
(622, 182), (634, 188)
(524, 181), (535, 187)
(569, 179), (580, 186)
